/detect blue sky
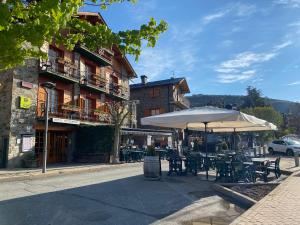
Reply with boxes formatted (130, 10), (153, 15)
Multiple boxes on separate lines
(83, 0), (300, 102)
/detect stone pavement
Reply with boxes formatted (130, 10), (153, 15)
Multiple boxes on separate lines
(0, 161), (243, 225)
(0, 162), (143, 182)
(230, 170), (300, 225)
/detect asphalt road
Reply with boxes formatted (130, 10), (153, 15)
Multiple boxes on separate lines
(0, 162), (243, 225)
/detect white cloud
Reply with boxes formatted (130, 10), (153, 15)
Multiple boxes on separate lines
(219, 52), (277, 69)
(288, 21), (300, 27)
(273, 41), (293, 50)
(202, 3), (257, 25)
(203, 11), (228, 25)
(274, 0), (300, 8)
(133, 44), (198, 81)
(287, 81), (300, 85)
(218, 70), (256, 83)
(219, 40), (234, 48)
(215, 41), (293, 83)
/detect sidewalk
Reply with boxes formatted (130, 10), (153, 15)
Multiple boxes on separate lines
(0, 162), (143, 182)
(230, 170), (300, 225)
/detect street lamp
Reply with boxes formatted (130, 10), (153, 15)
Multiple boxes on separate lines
(40, 82), (56, 173)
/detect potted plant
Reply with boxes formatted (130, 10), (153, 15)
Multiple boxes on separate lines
(143, 146), (160, 180)
(22, 151), (38, 168)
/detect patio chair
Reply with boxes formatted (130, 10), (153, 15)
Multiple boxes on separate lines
(167, 153), (183, 176)
(254, 161), (269, 182)
(215, 160), (230, 181)
(267, 157), (281, 179)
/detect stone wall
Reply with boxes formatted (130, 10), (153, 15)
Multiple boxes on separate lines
(0, 70), (13, 167)
(7, 59), (39, 167)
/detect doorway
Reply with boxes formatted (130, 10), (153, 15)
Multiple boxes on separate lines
(35, 131), (70, 164)
(0, 137), (9, 168)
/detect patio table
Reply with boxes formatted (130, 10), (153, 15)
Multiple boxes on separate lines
(155, 149), (168, 159)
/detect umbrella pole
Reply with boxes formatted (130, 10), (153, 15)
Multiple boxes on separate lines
(204, 122), (209, 180)
(233, 128), (236, 152)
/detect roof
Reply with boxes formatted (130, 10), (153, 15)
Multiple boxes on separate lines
(130, 77), (190, 93)
(77, 12), (137, 78)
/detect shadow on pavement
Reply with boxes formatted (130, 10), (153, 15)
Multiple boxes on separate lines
(0, 171), (243, 225)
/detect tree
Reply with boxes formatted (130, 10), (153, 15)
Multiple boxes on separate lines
(0, 0), (168, 70)
(242, 86), (265, 108)
(242, 106), (283, 127)
(107, 100), (134, 163)
(242, 106), (283, 141)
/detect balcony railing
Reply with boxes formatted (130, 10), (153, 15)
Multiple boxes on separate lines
(36, 102), (111, 124)
(173, 95), (190, 108)
(80, 72), (108, 92)
(40, 58), (80, 81)
(109, 83), (129, 99)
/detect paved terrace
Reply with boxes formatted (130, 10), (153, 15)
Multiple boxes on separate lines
(230, 169), (300, 225)
(0, 162), (243, 225)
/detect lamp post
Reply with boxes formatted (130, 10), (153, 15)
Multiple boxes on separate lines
(40, 82), (56, 173)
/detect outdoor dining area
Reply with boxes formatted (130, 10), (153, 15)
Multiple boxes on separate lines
(120, 146), (168, 162)
(166, 149), (281, 183)
(141, 106), (280, 183)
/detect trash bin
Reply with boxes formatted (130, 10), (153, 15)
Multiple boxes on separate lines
(295, 151), (299, 167)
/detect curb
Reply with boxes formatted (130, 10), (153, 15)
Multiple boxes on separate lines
(212, 183), (257, 208)
(0, 162), (143, 183)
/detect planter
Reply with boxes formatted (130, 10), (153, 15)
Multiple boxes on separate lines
(143, 156), (160, 180)
(22, 159), (38, 168)
(61, 105), (80, 112)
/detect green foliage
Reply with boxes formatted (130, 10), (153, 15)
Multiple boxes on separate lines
(146, 145), (156, 156)
(242, 106), (283, 127)
(242, 86), (266, 108)
(0, 0), (168, 70)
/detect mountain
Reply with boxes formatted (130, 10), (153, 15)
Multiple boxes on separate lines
(187, 94), (300, 115)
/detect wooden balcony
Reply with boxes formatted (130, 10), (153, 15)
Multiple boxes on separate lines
(36, 101), (111, 125)
(172, 95), (190, 109)
(39, 58), (80, 83)
(80, 72), (108, 93)
(74, 45), (112, 66)
(109, 83), (129, 100)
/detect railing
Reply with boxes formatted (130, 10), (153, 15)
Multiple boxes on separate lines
(40, 58), (80, 80)
(36, 102), (111, 124)
(81, 72), (108, 91)
(175, 95), (190, 108)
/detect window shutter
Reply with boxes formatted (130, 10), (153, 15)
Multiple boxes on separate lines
(159, 107), (165, 114)
(144, 109), (150, 117)
(79, 98), (85, 109)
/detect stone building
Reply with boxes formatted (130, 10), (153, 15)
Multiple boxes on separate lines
(128, 75), (190, 147)
(0, 12), (137, 168)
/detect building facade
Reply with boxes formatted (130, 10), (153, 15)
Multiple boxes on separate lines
(0, 12), (136, 168)
(130, 75), (190, 128)
(128, 76), (190, 147)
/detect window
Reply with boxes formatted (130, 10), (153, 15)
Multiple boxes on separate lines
(49, 89), (58, 113)
(150, 108), (160, 116)
(149, 87), (160, 97)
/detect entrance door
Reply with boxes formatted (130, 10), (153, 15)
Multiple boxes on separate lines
(0, 137), (8, 168)
(35, 130), (70, 164)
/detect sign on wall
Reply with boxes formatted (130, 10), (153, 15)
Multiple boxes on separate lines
(19, 96), (31, 109)
(22, 135), (35, 152)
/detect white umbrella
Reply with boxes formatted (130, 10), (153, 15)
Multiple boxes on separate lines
(141, 106), (276, 179)
(141, 106), (274, 130)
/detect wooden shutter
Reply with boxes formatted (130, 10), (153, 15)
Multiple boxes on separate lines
(79, 98), (85, 109)
(37, 87), (46, 116)
(144, 109), (150, 117)
(159, 107), (165, 114)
